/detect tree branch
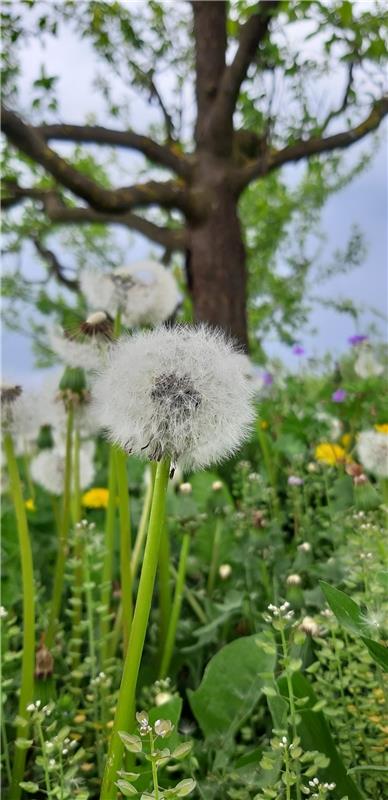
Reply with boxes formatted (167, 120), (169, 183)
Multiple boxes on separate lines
(2, 181), (187, 251)
(234, 96), (388, 188)
(1, 106), (193, 215)
(31, 236), (79, 291)
(36, 121), (191, 177)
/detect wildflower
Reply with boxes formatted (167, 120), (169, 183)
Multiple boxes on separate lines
(48, 316), (111, 371)
(155, 691), (173, 706)
(25, 498), (36, 512)
(260, 420), (269, 430)
(80, 260), (180, 327)
(307, 461), (318, 473)
(82, 487), (109, 509)
(288, 475), (304, 486)
(179, 482), (192, 495)
(354, 344), (384, 378)
(299, 616), (320, 636)
(292, 344), (305, 356)
(31, 441), (95, 495)
(358, 430), (388, 478)
(219, 563), (232, 580)
(262, 371), (273, 386)
(348, 334), (368, 346)
(341, 432), (352, 448)
(212, 480), (223, 491)
(331, 388), (347, 403)
(315, 442), (347, 466)
(154, 718), (174, 738)
(375, 423), (388, 434)
(298, 541), (311, 553)
(286, 574), (302, 586)
(136, 711), (152, 736)
(91, 325), (255, 471)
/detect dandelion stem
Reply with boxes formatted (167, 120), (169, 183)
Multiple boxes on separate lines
(131, 463), (156, 580)
(46, 403), (74, 648)
(158, 521), (172, 656)
(71, 429), (84, 668)
(160, 531), (190, 678)
(100, 458), (170, 800)
(170, 563), (207, 624)
(256, 422), (280, 516)
(100, 445), (117, 662)
(4, 432), (35, 800)
(207, 517), (223, 595)
(23, 451), (35, 503)
(114, 447), (132, 654)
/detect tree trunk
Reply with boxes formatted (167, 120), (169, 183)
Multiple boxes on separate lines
(188, 188), (248, 350)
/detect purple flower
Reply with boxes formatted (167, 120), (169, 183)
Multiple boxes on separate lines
(348, 335), (368, 347)
(288, 475), (304, 486)
(292, 345), (305, 356)
(262, 371), (273, 386)
(332, 388), (347, 403)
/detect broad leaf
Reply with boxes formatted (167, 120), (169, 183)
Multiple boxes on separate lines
(361, 637), (388, 672)
(188, 632), (276, 742)
(320, 581), (365, 636)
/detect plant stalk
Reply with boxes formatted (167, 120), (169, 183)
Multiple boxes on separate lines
(159, 531), (190, 678)
(114, 447), (132, 654)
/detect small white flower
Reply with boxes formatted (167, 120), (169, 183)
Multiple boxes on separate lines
(357, 430), (388, 478)
(80, 260), (180, 327)
(316, 411), (342, 441)
(91, 325), (255, 470)
(31, 441), (95, 496)
(299, 616), (320, 637)
(179, 482), (192, 494)
(155, 691), (172, 706)
(298, 541), (311, 553)
(212, 480), (223, 491)
(219, 563), (232, 580)
(354, 345), (384, 378)
(0, 606), (8, 619)
(286, 574), (302, 586)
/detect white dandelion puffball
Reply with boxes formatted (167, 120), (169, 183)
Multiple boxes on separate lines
(49, 327), (106, 371)
(31, 442), (95, 496)
(80, 260), (180, 327)
(92, 325), (255, 470)
(357, 430), (388, 478)
(354, 345), (384, 379)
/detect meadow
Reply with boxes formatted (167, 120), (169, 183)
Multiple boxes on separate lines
(2, 312), (387, 800)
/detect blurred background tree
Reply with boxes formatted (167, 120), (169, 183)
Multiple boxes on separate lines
(1, 0), (387, 352)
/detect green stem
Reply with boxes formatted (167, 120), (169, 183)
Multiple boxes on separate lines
(207, 518), (223, 595)
(99, 458), (170, 800)
(84, 539), (103, 776)
(114, 447), (132, 654)
(50, 495), (61, 537)
(23, 451), (35, 503)
(108, 464), (157, 661)
(256, 422), (280, 515)
(71, 429), (84, 668)
(159, 532), (190, 679)
(46, 404), (74, 648)
(100, 445), (117, 662)
(131, 464), (156, 581)
(1, 712), (12, 788)
(4, 432), (35, 800)
(170, 564), (207, 624)
(149, 730), (159, 800)
(36, 719), (51, 798)
(158, 522), (172, 656)
(280, 627), (301, 800)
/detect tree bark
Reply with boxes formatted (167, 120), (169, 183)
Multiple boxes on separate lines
(189, 186), (248, 349)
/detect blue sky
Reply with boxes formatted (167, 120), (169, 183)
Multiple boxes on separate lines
(2, 6), (387, 385)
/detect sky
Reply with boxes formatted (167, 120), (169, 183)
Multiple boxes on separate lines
(1, 3), (387, 386)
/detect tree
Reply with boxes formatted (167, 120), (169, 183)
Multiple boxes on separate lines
(2, 0), (387, 348)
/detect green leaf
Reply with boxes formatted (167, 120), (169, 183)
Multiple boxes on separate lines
(174, 778), (196, 796)
(19, 782), (40, 793)
(361, 637), (388, 672)
(115, 780), (138, 796)
(188, 632), (276, 742)
(319, 581), (365, 636)
(15, 738), (33, 750)
(278, 673), (365, 800)
(118, 731), (142, 753)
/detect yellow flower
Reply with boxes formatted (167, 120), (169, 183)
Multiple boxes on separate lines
(315, 443), (347, 466)
(260, 420), (269, 430)
(375, 423), (388, 434)
(82, 488), (109, 509)
(25, 498), (36, 512)
(341, 433), (352, 449)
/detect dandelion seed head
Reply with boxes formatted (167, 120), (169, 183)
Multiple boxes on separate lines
(49, 327), (106, 371)
(80, 260), (180, 327)
(357, 430), (388, 478)
(354, 344), (384, 378)
(91, 325), (255, 470)
(299, 616), (320, 636)
(31, 442), (95, 496)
